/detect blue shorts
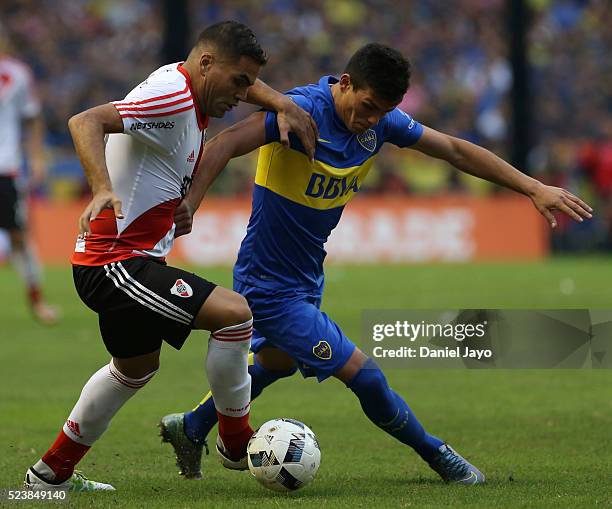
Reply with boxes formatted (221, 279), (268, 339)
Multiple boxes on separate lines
(234, 279), (356, 382)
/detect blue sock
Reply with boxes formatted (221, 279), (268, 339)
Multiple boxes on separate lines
(347, 358), (443, 462)
(183, 356), (296, 443)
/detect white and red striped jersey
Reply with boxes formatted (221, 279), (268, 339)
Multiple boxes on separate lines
(71, 62), (208, 266)
(0, 56), (41, 176)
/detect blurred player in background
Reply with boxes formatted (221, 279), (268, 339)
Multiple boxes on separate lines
(0, 28), (58, 324)
(161, 43), (593, 484)
(24, 21), (317, 492)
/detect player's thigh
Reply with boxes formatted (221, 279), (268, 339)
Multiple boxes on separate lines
(254, 298), (356, 382)
(193, 286), (252, 332)
(98, 307), (165, 359)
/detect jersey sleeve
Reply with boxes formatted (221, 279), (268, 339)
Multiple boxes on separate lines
(111, 78), (193, 152)
(384, 108), (424, 148)
(18, 68), (41, 119)
(263, 93), (315, 146)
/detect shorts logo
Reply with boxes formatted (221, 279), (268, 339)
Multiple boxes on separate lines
(357, 129), (377, 152)
(170, 278), (193, 298)
(312, 340), (332, 360)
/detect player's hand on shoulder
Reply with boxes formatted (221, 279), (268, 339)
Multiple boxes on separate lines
(528, 181), (593, 228)
(276, 97), (318, 161)
(79, 190), (124, 235)
(173, 199), (195, 238)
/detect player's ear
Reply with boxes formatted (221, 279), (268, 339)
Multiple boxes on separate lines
(338, 73), (353, 92)
(199, 52), (215, 74)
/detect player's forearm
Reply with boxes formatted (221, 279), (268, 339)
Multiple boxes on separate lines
(185, 136), (234, 211)
(451, 138), (540, 196)
(187, 113), (267, 211)
(69, 115), (112, 194)
(68, 111), (115, 194)
(245, 79), (290, 112)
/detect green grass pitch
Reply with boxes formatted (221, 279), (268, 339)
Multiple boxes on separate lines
(1, 258), (611, 508)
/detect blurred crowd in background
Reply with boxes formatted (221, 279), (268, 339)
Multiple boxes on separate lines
(0, 0), (610, 250)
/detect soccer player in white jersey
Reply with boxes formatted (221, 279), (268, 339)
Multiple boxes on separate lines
(24, 21), (317, 492)
(0, 32), (58, 324)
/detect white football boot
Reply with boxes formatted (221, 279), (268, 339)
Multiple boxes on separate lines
(215, 436), (248, 471)
(24, 467), (115, 492)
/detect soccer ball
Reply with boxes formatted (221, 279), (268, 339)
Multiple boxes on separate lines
(247, 418), (321, 492)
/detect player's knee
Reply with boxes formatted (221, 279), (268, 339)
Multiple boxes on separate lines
(194, 287), (253, 332)
(347, 358), (398, 424)
(214, 292), (252, 331)
(347, 358), (389, 398)
(112, 352), (160, 379)
(335, 347), (369, 383)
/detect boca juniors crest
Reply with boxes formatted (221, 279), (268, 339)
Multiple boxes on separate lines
(170, 278), (193, 298)
(356, 129), (377, 152)
(312, 340), (332, 360)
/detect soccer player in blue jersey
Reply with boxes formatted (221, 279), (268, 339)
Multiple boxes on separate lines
(160, 43), (592, 484)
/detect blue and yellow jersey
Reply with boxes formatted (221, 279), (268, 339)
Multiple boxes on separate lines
(233, 75), (423, 293)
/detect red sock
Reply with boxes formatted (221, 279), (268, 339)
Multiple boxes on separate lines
(28, 285), (41, 306)
(41, 430), (90, 483)
(217, 412), (253, 460)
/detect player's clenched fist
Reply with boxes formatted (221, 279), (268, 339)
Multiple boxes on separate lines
(78, 190), (123, 235)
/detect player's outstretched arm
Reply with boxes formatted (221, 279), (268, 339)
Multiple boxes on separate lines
(412, 126), (593, 228)
(68, 104), (125, 235)
(174, 112), (267, 237)
(245, 79), (318, 161)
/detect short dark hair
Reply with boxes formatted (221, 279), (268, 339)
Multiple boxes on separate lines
(344, 43), (411, 103)
(196, 21), (267, 66)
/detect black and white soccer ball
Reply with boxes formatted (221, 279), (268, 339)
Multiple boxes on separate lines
(247, 418), (321, 492)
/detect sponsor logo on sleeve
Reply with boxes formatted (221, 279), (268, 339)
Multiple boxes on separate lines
(129, 121), (175, 131)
